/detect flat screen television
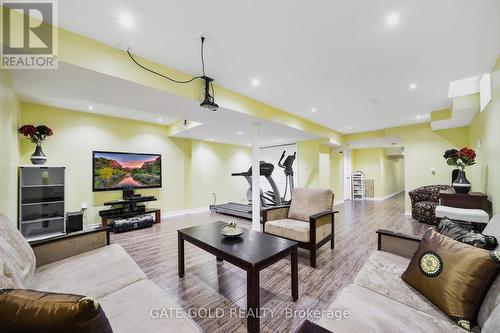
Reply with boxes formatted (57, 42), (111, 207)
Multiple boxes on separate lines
(92, 151), (162, 191)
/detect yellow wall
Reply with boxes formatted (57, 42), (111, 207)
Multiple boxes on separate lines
(352, 148), (404, 198)
(353, 148), (385, 197)
(347, 124), (469, 209)
(468, 57), (500, 214)
(297, 140), (321, 188)
(297, 139), (344, 203)
(19, 103), (251, 224)
(0, 71), (20, 223)
(190, 140), (251, 208)
(380, 155), (404, 197)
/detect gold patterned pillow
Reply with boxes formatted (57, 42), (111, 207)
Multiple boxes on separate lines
(402, 228), (500, 331)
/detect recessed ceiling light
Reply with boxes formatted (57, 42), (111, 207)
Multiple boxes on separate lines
(385, 11), (400, 27)
(117, 12), (135, 30)
(87, 105), (93, 110)
(209, 138), (214, 142)
(311, 108), (317, 113)
(247, 143), (251, 147)
(157, 118), (163, 123)
(347, 126), (352, 130)
(416, 115), (422, 120)
(237, 131), (243, 135)
(251, 78), (260, 87)
(409, 83), (418, 90)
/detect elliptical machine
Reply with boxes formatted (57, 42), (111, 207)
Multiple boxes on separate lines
(209, 151), (296, 219)
(278, 151), (296, 205)
(264, 151), (296, 205)
(231, 161), (282, 207)
(209, 161), (282, 219)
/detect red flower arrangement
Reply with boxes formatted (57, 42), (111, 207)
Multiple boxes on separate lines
(18, 124), (54, 145)
(443, 147), (476, 171)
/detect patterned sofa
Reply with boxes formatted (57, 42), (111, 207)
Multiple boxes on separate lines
(408, 185), (453, 224)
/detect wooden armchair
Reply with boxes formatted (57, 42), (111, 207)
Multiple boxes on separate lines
(262, 188), (338, 268)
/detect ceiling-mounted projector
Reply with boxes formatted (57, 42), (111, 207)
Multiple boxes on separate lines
(200, 76), (218, 111)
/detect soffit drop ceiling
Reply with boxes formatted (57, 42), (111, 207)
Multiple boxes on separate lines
(10, 62), (320, 146)
(52, 0), (500, 134)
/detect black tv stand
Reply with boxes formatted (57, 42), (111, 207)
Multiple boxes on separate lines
(98, 194), (160, 226)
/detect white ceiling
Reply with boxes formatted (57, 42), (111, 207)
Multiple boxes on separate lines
(51, 0), (500, 134)
(10, 62), (319, 146)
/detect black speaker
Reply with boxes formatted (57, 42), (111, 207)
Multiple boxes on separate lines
(66, 211), (83, 233)
(123, 187), (134, 200)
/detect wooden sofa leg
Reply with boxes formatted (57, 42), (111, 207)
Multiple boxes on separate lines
(309, 248), (316, 268)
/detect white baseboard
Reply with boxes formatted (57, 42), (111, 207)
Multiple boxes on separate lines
(333, 200), (344, 206)
(162, 207), (210, 218)
(365, 189), (404, 201)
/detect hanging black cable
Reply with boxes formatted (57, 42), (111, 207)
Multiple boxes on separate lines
(200, 36), (206, 77)
(127, 48), (202, 84)
(127, 37), (218, 111)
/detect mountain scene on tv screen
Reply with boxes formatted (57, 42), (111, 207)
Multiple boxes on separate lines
(94, 153), (161, 189)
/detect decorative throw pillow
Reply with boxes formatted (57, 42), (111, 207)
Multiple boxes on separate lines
(401, 228), (500, 331)
(0, 289), (113, 333)
(437, 217), (498, 250)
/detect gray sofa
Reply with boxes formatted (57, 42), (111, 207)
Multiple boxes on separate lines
(0, 214), (201, 333)
(314, 214), (500, 332)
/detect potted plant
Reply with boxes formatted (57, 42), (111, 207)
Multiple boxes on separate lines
(18, 125), (54, 165)
(443, 147), (476, 194)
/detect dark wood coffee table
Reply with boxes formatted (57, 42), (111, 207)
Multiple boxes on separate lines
(178, 221), (299, 333)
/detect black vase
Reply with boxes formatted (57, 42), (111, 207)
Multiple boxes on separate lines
(452, 170), (471, 194)
(31, 144), (47, 165)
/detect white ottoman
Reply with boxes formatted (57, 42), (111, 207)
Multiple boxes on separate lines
(435, 205), (489, 231)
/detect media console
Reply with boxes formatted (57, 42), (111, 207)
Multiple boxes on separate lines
(98, 195), (161, 226)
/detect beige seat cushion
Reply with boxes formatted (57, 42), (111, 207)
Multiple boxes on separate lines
(0, 214), (36, 288)
(316, 284), (465, 333)
(265, 219), (310, 242)
(32, 244), (146, 298)
(99, 279), (201, 333)
(265, 219), (332, 243)
(478, 274), (500, 328)
(482, 301), (500, 333)
(288, 188), (333, 222)
(353, 251), (452, 322)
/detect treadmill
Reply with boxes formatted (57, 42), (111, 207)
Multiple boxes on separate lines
(210, 161), (282, 219)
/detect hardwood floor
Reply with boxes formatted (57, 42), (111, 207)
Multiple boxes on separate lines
(111, 193), (429, 333)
